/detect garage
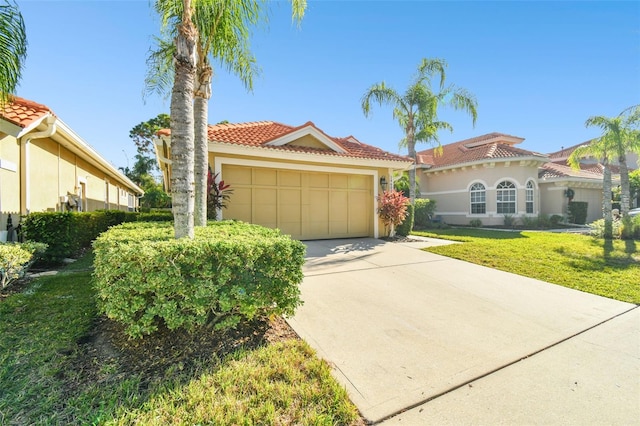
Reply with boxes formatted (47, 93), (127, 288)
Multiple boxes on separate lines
(222, 164), (372, 240)
(156, 120), (412, 239)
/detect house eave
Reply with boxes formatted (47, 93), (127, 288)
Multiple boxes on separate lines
(421, 156), (548, 173)
(207, 141), (413, 170)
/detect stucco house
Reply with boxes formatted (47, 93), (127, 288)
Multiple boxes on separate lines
(155, 121), (412, 239)
(0, 96), (143, 239)
(416, 133), (626, 226)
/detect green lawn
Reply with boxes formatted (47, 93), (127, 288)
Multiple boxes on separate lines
(414, 229), (640, 304)
(0, 257), (360, 425)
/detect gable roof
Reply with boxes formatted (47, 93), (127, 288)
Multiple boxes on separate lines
(0, 96), (54, 133)
(159, 121), (412, 163)
(416, 132), (547, 169)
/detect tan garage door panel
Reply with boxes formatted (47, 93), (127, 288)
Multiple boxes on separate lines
(223, 165), (371, 239)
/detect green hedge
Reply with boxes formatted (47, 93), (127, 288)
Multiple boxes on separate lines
(92, 221), (306, 338)
(413, 199), (437, 229)
(568, 201), (588, 225)
(396, 203), (414, 237)
(22, 210), (174, 262)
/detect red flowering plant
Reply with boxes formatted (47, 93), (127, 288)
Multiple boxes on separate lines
(207, 166), (233, 219)
(376, 189), (409, 237)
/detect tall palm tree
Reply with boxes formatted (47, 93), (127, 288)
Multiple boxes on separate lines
(153, 0), (305, 237)
(361, 58), (478, 203)
(0, 0), (27, 104)
(568, 134), (615, 238)
(584, 106), (640, 218)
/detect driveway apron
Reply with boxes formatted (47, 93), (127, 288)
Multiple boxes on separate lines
(286, 238), (639, 424)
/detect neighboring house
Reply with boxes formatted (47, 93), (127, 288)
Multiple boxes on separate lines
(155, 121), (412, 239)
(0, 96), (143, 238)
(416, 133), (621, 226)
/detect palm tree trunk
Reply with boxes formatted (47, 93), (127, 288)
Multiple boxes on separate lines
(603, 160), (613, 239)
(170, 3), (197, 239)
(194, 63), (212, 227)
(619, 155), (631, 216)
(407, 126), (417, 203)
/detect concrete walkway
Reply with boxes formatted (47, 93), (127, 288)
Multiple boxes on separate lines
(287, 238), (639, 425)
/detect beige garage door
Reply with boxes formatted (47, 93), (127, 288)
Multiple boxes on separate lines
(222, 164), (372, 240)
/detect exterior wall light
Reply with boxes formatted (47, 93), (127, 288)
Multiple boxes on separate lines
(380, 176), (388, 191)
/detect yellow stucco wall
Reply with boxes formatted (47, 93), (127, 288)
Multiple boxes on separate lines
(0, 132), (139, 233)
(539, 183), (603, 223)
(0, 133), (20, 230)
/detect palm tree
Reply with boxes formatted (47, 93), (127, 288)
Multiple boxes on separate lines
(584, 106), (640, 218)
(568, 135), (615, 238)
(0, 0), (27, 104)
(153, 0), (305, 237)
(361, 58), (478, 202)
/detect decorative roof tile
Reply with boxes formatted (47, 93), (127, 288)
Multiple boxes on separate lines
(538, 162), (605, 180)
(416, 132), (546, 168)
(0, 96), (53, 128)
(161, 121), (412, 163)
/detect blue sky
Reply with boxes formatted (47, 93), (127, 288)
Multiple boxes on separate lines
(15, 0), (640, 169)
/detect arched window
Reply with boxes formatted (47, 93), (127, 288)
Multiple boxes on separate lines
(470, 182), (486, 214)
(526, 181), (535, 214)
(496, 181), (516, 214)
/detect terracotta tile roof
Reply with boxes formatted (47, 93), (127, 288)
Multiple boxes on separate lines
(0, 96), (53, 128)
(160, 121), (412, 163)
(547, 141), (593, 160)
(416, 132), (546, 168)
(539, 162), (605, 180)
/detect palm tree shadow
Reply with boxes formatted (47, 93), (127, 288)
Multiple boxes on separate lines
(603, 238), (614, 259)
(624, 238), (636, 256)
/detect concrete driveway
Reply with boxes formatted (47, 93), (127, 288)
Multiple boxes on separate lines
(287, 238), (639, 425)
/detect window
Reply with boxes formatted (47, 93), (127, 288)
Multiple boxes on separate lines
(496, 181), (516, 214)
(526, 181), (534, 214)
(470, 182), (486, 214)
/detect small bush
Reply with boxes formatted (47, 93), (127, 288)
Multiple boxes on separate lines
(377, 190), (409, 237)
(503, 214), (517, 227)
(568, 201), (588, 225)
(0, 242), (48, 288)
(469, 219), (482, 228)
(550, 215), (564, 227)
(414, 199), (437, 229)
(621, 215), (640, 240)
(396, 203), (414, 237)
(520, 216), (537, 228)
(93, 221), (306, 338)
(589, 219), (622, 239)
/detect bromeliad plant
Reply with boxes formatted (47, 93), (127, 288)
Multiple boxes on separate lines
(377, 189), (409, 238)
(207, 166), (233, 220)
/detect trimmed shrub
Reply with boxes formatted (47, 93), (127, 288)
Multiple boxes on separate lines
(396, 203), (414, 237)
(469, 219), (482, 228)
(413, 199), (437, 229)
(568, 201), (588, 225)
(0, 242), (48, 288)
(93, 221), (306, 339)
(550, 215), (564, 227)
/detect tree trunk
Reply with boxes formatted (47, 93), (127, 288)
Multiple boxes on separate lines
(193, 63), (212, 227)
(406, 124), (416, 204)
(170, 6), (197, 239)
(603, 160), (613, 239)
(619, 154), (631, 216)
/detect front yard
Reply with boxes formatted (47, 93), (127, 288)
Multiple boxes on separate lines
(414, 229), (640, 304)
(0, 253), (361, 425)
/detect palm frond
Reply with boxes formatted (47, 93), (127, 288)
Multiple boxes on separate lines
(144, 36), (175, 101)
(361, 82), (403, 117)
(0, 0), (27, 104)
(416, 57), (447, 89)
